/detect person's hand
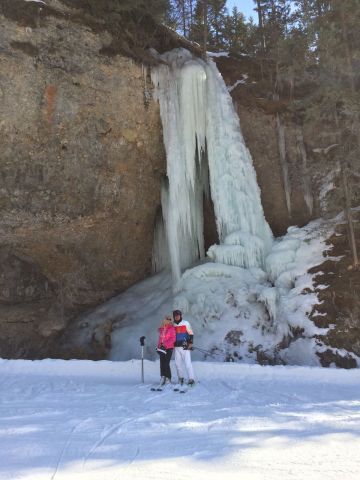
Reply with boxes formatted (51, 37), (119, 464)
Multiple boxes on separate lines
(188, 343), (194, 351)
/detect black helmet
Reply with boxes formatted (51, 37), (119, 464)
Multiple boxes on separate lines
(173, 309), (182, 318)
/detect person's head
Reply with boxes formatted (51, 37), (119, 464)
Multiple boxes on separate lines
(162, 315), (172, 327)
(173, 309), (182, 324)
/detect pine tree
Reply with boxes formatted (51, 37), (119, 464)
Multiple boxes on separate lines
(223, 7), (248, 54)
(168, 1), (198, 38)
(208, 0), (227, 49)
(253, 0), (267, 51)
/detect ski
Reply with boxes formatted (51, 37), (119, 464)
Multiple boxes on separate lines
(173, 380), (185, 392)
(173, 385), (185, 392)
(151, 382), (173, 392)
(173, 387), (187, 393)
(175, 382), (195, 393)
(150, 385), (168, 391)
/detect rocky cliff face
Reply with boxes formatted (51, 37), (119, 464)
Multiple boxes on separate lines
(216, 55), (359, 367)
(0, 0), (166, 357)
(215, 55), (315, 237)
(309, 211), (360, 368)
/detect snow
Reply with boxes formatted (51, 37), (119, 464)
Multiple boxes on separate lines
(258, 286), (279, 321)
(228, 74), (248, 92)
(207, 51), (230, 57)
(24, 0), (46, 4)
(319, 165), (340, 211)
(71, 214), (345, 366)
(1, 358), (359, 480)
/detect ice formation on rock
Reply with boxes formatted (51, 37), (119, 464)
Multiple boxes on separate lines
(73, 50), (350, 366)
(148, 49), (332, 363)
(151, 49), (272, 283)
(63, 50), (356, 366)
(73, 217), (342, 365)
(152, 206), (170, 274)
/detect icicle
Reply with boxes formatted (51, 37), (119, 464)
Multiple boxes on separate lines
(152, 206), (170, 274)
(265, 237), (300, 283)
(142, 64), (151, 109)
(151, 50), (208, 282)
(208, 232), (265, 268)
(205, 60), (273, 249)
(258, 287), (279, 322)
(142, 64), (147, 84)
(296, 126), (313, 216)
(275, 112), (291, 217)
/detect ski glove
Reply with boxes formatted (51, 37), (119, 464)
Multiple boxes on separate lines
(156, 344), (167, 355)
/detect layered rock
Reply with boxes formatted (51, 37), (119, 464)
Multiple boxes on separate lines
(0, 0), (165, 357)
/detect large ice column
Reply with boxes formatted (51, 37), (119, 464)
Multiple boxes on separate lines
(204, 60), (273, 250)
(151, 49), (208, 282)
(151, 48), (273, 282)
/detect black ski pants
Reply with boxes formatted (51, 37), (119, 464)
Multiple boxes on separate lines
(158, 348), (173, 380)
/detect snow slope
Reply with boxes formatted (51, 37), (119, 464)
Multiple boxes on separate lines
(71, 215), (352, 366)
(1, 359), (359, 480)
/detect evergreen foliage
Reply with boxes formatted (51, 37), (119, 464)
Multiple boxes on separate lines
(168, 1), (250, 51)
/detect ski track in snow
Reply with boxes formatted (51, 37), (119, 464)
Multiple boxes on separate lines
(0, 359), (359, 480)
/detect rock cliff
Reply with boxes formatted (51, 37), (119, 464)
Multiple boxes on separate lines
(0, 0), (166, 357)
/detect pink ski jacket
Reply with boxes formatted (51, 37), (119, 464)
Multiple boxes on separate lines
(157, 324), (176, 349)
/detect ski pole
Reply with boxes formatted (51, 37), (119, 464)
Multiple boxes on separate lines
(193, 346), (225, 358)
(139, 336), (146, 383)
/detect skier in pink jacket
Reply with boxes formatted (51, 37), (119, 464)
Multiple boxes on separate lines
(156, 315), (176, 388)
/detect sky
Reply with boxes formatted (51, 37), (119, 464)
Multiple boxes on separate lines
(226, 0), (257, 20)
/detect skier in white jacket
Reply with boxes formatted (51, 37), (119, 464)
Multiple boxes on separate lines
(172, 310), (195, 387)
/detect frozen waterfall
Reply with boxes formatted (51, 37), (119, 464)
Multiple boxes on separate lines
(68, 50), (348, 366)
(151, 49), (273, 283)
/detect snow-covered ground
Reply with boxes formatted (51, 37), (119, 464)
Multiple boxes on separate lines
(70, 215), (352, 366)
(1, 359), (359, 480)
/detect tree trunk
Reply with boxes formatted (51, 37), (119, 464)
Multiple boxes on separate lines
(203, 0), (208, 58)
(340, 4), (360, 147)
(339, 3), (359, 268)
(341, 164), (359, 269)
(181, 0), (187, 37)
(256, 0), (266, 52)
(189, 0), (194, 33)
